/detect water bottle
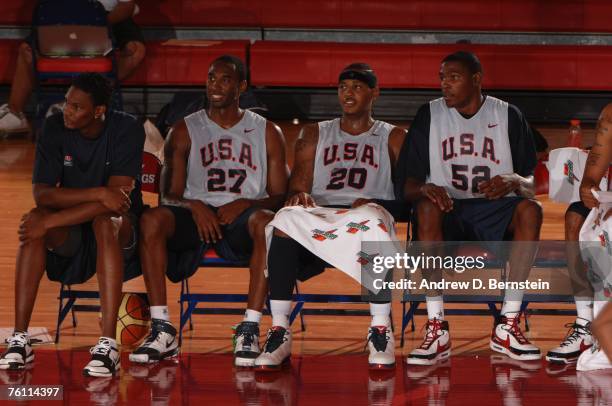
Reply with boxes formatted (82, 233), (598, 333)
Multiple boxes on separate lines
(568, 119), (582, 148)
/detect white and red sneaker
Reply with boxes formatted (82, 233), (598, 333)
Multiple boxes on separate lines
(490, 313), (541, 361)
(367, 326), (395, 370)
(406, 319), (451, 366)
(254, 327), (291, 371)
(546, 319), (593, 364)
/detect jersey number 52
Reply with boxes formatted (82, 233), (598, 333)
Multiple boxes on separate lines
(451, 165), (491, 193)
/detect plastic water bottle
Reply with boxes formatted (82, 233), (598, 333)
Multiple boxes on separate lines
(568, 119), (582, 148)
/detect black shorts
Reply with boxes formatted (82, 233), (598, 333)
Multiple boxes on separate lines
(45, 213), (140, 285)
(111, 18), (145, 49)
(567, 201), (590, 219)
(163, 205), (260, 283)
(413, 197), (525, 242)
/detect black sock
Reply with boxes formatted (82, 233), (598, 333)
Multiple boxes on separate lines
(267, 234), (300, 300)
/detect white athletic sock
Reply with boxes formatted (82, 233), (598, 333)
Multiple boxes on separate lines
(574, 298), (593, 322)
(501, 292), (524, 315)
(150, 306), (170, 321)
(270, 300), (291, 329)
(369, 302), (391, 327)
(593, 300), (606, 319)
(426, 296), (444, 320)
(576, 317), (591, 327)
(244, 309), (262, 324)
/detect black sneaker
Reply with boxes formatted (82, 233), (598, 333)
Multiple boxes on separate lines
(234, 321), (260, 368)
(129, 319), (179, 364)
(83, 337), (120, 377)
(0, 332), (34, 370)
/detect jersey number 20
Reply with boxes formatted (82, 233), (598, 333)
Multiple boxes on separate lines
(326, 168), (367, 190)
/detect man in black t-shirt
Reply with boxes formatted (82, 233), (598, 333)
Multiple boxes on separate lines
(397, 51), (543, 366)
(0, 73), (145, 377)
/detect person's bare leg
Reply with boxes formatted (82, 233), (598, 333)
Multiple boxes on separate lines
(92, 213), (133, 338)
(139, 207), (175, 306)
(505, 199), (543, 283)
(8, 43), (34, 114)
(565, 210), (592, 298)
(246, 210), (274, 311)
(14, 208), (69, 332)
(117, 41), (145, 80)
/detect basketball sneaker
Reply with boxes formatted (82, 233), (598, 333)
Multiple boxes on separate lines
(254, 326), (291, 371)
(490, 313), (541, 361)
(129, 319), (179, 364)
(83, 337), (120, 377)
(367, 326), (395, 369)
(406, 319), (451, 366)
(576, 342), (612, 371)
(234, 321), (261, 368)
(546, 319), (593, 364)
(0, 332), (34, 370)
(0, 104), (29, 137)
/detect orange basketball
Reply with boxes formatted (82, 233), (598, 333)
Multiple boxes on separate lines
(116, 293), (150, 346)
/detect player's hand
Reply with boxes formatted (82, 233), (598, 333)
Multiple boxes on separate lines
(285, 192), (316, 208)
(217, 199), (252, 225)
(352, 198), (374, 208)
(18, 210), (47, 245)
(420, 184), (453, 212)
(478, 174), (519, 200)
(580, 182), (600, 209)
(101, 186), (132, 214)
(189, 200), (222, 243)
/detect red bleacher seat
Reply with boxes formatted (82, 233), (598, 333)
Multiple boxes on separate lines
(123, 39), (250, 86)
(0, 1), (34, 26)
(250, 41), (612, 91)
(36, 57), (113, 74)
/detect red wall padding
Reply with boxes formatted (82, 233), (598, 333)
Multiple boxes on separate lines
(250, 41), (612, 91)
(123, 40), (250, 86)
(133, 0), (612, 32)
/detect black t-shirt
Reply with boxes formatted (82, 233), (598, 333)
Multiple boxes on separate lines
(395, 98), (537, 199)
(33, 110), (145, 215)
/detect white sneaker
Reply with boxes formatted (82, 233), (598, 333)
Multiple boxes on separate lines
(546, 319), (593, 364)
(0, 332), (34, 370)
(254, 327), (291, 371)
(576, 342), (612, 371)
(0, 104), (29, 135)
(83, 337), (121, 377)
(490, 313), (541, 361)
(367, 326), (395, 370)
(234, 321), (260, 368)
(406, 319), (451, 366)
(129, 319), (179, 364)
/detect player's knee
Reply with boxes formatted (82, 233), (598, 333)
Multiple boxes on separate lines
(139, 208), (166, 242)
(92, 214), (120, 239)
(415, 199), (443, 233)
(516, 199), (543, 229)
(18, 42), (32, 63)
(247, 209), (274, 237)
(123, 41), (145, 64)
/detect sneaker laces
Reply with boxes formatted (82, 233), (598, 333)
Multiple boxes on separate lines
(142, 320), (168, 346)
(502, 314), (529, 345)
(7, 333), (27, 348)
(263, 328), (287, 353)
(90, 338), (113, 356)
(558, 323), (590, 347)
(366, 327), (389, 352)
(236, 323), (257, 348)
(420, 319), (443, 349)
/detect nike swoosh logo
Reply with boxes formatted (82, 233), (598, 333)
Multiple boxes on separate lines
(166, 337), (175, 347)
(488, 124), (498, 128)
(244, 128), (255, 133)
(580, 340), (592, 352)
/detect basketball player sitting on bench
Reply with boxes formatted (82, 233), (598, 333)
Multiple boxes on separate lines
(0, 73), (145, 377)
(398, 51), (543, 366)
(129, 55), (289, 367)
(254, 63), (406, 371)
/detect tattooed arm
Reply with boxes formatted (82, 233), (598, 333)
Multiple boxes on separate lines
(580, 103), (612, 209)
(285, 124), (319, 207)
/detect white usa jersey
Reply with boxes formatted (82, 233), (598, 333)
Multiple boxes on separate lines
(311, 118), (395, 206)
(183, 109), (268, 207)
(428, 96), (514, 199)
